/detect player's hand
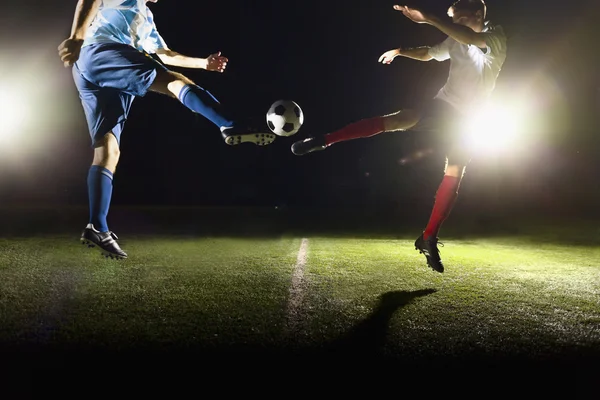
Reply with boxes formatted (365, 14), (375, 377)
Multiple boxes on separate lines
(58, 37), (84, 67)
(393, 5), (430, 24)
(206, 52), (228, 73)
(378, 48), (401, 64)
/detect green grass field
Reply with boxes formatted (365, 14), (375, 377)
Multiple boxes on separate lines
(0, 206), (599, 390)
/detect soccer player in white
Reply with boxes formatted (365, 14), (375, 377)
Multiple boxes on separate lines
(291, 0), (507, 272)
(58, 0), (276, 259)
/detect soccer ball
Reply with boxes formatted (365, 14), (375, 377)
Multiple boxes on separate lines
(266, 100), (304, 137)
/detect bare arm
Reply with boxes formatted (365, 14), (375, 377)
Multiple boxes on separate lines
(393, 5), (487, 48)
(399, 47), (433, 61)
(427, 15), (487, 48)
(58, 0), (102, 67)
(379, 47), (432, 64)
(69, 0), (102, 40)
(155, 49), (209, 69)
(155, 49), (228, 73)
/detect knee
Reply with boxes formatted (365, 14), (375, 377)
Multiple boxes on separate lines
(383, 109), (421, 131)
(93, 133), (121, 171)
(103, 135), (120, 159)
(101, 147), (120, 173)
(107, 143), (120, 161)
(152, 70), (194, 97)
(445, 164), (466, 178)
(166, 72), (194, 93)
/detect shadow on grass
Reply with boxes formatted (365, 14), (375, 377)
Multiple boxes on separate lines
(1, 286), (598, 387)
(0, 289), (441, 389)
(327, 289), (437, 357)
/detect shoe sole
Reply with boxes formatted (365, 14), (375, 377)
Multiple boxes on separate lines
(225, 133), (276, 146)
(80, 238), (127, 260)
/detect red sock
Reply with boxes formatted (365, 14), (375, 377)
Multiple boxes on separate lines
(423, 175), (461, 240)
(325, 117), (386, 146)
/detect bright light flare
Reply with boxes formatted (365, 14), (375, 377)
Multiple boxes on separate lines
(0, 85), (32, 145)
(0, 48), (80, 163)
(462, 102), (528, 154)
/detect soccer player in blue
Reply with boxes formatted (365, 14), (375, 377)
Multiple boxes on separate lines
(58, 0), (276, 259)
(291, 1), (507, 273)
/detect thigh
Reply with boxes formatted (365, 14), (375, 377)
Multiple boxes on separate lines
(73, 64), (135, 148)
(446, 143), (472, 166)
(409, 100), (473, 165)
(75, 43), (168, 97)
(411, 99), (459, 133)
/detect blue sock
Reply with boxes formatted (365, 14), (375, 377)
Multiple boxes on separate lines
(87, 166), (113, 233)
(178, 84), (235, 129)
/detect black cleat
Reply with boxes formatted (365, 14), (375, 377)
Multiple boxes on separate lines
(291, 136), (327, 156)
(221, 126), (276, 146)
(80, 224), (128, 260)
(414, 234), (444, 273)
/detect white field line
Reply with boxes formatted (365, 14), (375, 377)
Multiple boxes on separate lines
(285, 238), (309, 332)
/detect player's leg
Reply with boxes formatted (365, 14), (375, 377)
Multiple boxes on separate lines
(291, 108), (422, 156)
(149, 69), (232, 127)
(422, 160), (466, 242)
(411, 100), (471, 272)
(415, 147), (471, 273)
(149, 69), (276, 146)
(80, 131), (128, 260)
(72, 50), (133, 259)
(88, 132), (120, 232)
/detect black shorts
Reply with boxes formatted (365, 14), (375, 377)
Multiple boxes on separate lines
(410, 99), (471, 166)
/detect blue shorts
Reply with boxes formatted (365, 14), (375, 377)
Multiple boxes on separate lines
(73, 42), (168, 147)
(411, 99), (471, 165)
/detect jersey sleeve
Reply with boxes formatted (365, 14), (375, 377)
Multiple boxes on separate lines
(481, 26), (507, 59)
(428, 37), (453, 61)
(148, 26), (168, 51)
(146, 8), (168, 51)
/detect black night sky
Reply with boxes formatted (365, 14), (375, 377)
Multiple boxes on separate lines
(1, 0), (599, 214)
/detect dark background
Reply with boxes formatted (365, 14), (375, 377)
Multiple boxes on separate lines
(1, 0), (599, 217)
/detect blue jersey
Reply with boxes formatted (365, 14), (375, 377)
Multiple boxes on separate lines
(83, 0), (167, 54)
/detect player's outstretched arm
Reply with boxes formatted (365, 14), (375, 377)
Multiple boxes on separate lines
(58, 0), (102, 67)
(155, 49), (228, 73)
(393, 5), (487, 48)
(378, 47), (433, 63)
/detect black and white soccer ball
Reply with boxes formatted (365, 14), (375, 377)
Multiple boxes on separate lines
(266, 100), (304, 137)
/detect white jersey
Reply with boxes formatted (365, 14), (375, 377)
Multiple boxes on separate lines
(82, 0), (167, 54)
(428, 22), (507, 114)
